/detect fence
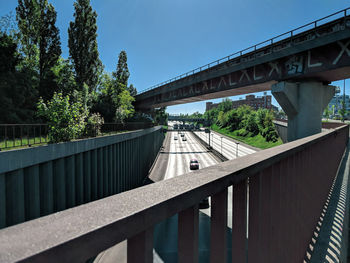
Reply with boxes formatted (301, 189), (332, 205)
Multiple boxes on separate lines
(0, 124), (348, 263)
(0, 126), (164, 230)
(0, 122), (154, 151)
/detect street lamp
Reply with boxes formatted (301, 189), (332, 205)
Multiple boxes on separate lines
(236, 142), (239, 158)
(220, 137), (223, 155)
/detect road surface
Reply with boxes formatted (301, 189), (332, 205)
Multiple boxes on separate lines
(194, 129), (256, 159)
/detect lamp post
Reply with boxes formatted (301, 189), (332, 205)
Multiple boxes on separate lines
(220, 137), (223, 155)
(236, 142), (239, 158)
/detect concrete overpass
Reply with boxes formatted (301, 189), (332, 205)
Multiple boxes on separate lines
(135, 10), (350, 109)
(168, 115), (205, 123)
(135, 8), (350, 141)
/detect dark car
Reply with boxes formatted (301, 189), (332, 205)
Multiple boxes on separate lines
(190, 159), (199, 170)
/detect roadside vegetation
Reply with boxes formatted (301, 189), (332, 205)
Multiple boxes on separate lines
(180, 99), (282, 149)
(0, 0), (152, 145)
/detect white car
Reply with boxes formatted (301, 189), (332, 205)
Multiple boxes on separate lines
(174, 136), (178, 140)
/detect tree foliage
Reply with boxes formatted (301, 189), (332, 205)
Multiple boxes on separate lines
(16, 0), (61, 100)
(37, 92), (88, 142)
(68, 0), (102, 93)
(205, 100), (279, 142)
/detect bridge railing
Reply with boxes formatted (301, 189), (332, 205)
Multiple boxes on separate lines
(139, 7), (350, 94)
(0, 125), (348, 262)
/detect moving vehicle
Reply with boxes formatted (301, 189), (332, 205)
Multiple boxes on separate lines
(182, 136), (187, 141)
(174, 136), (178, 140)
(190, 159), (199, 170)
(174, 124), (178, 130)
(180, 133), (184, 137)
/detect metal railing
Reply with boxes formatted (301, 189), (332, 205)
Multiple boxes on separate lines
(139, 7), (350, 94)
(0, 122), (155, 151)
(0, 124), (348, 262)
(0, 124), (48, 151)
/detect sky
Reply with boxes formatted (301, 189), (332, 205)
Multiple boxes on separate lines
(1, 0), (350, 114)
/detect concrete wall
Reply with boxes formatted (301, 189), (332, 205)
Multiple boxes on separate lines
(273, 120), (288, 143)
(0, 126), (164, 229)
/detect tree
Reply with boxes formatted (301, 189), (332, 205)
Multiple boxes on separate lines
(339, 100), (347, 122)
(153, 107), (168, 125)
(323, 106), (330, 121)
(37, 92), (88, 142)
(218, 98), (232, 113)
(115, 90), (135, 123)
(0, 32), (37, 123)
(127, 84), (137, 97)
(16, 0), (61, 100)
(68, 0), (102, 93)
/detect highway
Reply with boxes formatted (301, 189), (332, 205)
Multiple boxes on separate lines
(164, 130), (219, 180)
(194, 130), (256, 159)
(153, 123), (234, 263)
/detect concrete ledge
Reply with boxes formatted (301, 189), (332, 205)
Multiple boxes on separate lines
(0, 126), (162, 174)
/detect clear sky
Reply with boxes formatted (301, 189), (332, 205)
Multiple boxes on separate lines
(1, 0), (350, 114)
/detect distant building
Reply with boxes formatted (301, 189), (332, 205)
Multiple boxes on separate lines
(327, 94), (350, 117)
(206, 94), (274, 112)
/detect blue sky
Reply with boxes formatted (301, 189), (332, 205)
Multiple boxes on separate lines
(1, 0), (350, 114)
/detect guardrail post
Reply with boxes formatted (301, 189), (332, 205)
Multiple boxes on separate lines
(127, 227), (154, 263)
(210, 188), (228, 263)
(178, 204), (199, 263)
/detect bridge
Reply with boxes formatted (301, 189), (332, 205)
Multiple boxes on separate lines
(168, 114), (205, 123)
(1, 9), (350, 263)
(136, 9), (350, 141)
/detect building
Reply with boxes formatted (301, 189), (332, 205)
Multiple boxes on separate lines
(327, 94), (350, 117)
(206, 94), (273, 112)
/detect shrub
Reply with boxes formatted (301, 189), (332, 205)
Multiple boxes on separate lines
(37, 92), (88, 143)
(85, 113), (104, 137)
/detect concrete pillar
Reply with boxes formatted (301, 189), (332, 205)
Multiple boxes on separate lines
(271, 81), (335, 142)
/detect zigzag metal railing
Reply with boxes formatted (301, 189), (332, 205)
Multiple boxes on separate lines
(139, 7), (350, 94)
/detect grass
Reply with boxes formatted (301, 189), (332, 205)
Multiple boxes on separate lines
(0, 130), (132, 151)
(0, 137), (48, 151)
(211, 124), (283, 149)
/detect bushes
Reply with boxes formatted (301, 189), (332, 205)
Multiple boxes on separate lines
(37, 92), (88, 143)
(208, 104), (279, 142)
(85, 113), (104, 137)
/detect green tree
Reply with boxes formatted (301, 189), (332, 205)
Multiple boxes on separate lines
(16, 0), (61, 100)
(153, 107), (168, 125)
(115, 90), (135, 123)
(218, 98), (232, 113)
(0, 32), (37, 123)
(37, 92), (88, 142)
(339, 100), (347, 122)
(323, 106), (330, 121)
(127, 84), (137, 97)
(51, 58), (77, 96)
(68, 0), (102, 93)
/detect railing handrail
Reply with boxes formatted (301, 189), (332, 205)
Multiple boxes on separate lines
(0, 124), (348, 262)
(139, 7), (350, 94)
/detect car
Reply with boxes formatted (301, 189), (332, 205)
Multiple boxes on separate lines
(174, 136), (178, 140)
(181, 133), (184, 137)
(190, 159), (199, 170)
(182, 136), (187, 141)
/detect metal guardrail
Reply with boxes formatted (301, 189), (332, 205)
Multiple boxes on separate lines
(139, 7), (350, 94)
(0, 122), (155, 150)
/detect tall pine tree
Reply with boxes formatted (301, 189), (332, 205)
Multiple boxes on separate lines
(68, 0), (102, 93)
(16, 0), (61, 101)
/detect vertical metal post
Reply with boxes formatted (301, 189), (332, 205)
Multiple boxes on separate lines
(33, 125), (35, 145)
(236, 142), (239, 158)
(20, 126), (23, 146)
(12, 126), (15, 147)
(39, 125), (42, 143)
(220, 137), (223, 155)
(5, 125), (7, 149)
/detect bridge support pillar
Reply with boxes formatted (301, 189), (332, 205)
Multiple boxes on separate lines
(271, 81), (335, 142)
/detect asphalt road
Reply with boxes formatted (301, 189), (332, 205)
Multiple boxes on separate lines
(194, 130), (256, 159)
(153, 125), (233, 263)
